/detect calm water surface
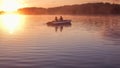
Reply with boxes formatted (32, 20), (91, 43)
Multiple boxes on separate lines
(0, 15), (120, 68)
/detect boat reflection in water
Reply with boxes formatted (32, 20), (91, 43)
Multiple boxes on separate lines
(47, 21), (72, 32)
(46, 18), (72, 32)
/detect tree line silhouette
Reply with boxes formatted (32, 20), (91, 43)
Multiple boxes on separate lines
(0, 2), (120, 15)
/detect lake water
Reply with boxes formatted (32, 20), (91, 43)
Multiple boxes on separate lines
(0, 15), (120, 68)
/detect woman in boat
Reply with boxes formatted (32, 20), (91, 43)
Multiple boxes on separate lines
(55, 16), (58, 21)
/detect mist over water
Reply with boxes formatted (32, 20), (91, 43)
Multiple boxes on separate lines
(0, 15), (120, 68)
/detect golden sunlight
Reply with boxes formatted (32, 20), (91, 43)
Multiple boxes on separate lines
(0, 14), (24, 34)
(0, 0), (22, 12)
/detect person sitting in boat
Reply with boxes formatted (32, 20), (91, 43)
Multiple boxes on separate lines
(59, 16), (63, 21)
(55, 16), (58, 21)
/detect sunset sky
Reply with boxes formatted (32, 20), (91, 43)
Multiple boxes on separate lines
(0, 0), (120, 10)
(18, 0), (119, 7)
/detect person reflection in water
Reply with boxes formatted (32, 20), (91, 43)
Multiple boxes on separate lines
(55, 26), (64, 32)
(55, 26), (58, 32)
(60, 26), (63, 32)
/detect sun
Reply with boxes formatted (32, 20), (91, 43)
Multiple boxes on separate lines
(0, 0), (22, 12)
(0, 14), (25, 34)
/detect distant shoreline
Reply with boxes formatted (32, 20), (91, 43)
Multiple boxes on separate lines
(1, 2), (120, 15)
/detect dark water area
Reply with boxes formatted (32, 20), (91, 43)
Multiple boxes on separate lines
(0, 15), (120, 68)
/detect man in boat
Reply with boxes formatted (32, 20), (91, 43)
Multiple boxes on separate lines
(59, 16), (63, 21)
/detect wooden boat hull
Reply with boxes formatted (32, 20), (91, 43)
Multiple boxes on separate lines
(47, 20), (72, 26)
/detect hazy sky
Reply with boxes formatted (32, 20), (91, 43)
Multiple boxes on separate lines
(0, 0), (120, 8)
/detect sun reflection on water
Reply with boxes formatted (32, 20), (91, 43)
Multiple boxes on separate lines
(0, 14), (25, 34)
